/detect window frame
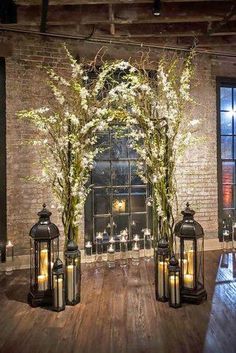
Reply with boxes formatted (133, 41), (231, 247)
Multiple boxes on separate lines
(84, 130), (151, 245)
(217, 77), (236, 239)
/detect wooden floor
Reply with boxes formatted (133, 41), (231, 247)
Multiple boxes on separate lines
(0, 251), (236, 353)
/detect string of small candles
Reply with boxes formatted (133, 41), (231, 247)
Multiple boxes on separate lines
(84, 228), (154, 268)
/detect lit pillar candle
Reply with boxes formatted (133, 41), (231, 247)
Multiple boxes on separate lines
(184, 274), (194, 289)
(40, 249), (48, 275)
(5, 240), (14, 275)
(170, 275), (180, 305)
(107, 244), (115, 268)
(182, 259), (188, 275)
(158, 261), (168, 297)
(67, 265), (77, 302)
(38, 274), (46, 291)
(85, 241), (93, 264)
(40, 248), (49, 289)
(53, 278), (63, 308)
(187, 249), (194, 275)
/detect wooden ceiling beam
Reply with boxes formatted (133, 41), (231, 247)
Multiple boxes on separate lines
(15, 0), (234, 5)
(16, 2), (236, 26)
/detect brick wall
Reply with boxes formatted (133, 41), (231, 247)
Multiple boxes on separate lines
(1, 31), (236, 254)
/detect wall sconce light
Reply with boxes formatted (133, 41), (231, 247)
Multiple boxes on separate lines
(113, 199), (126, 213)
(153, 0), (161, 16)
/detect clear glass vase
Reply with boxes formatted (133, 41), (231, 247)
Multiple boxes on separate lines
(120, 236), (128, 267)
(132, 235), (140, 266)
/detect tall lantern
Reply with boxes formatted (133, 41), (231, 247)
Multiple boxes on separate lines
(28, 204), (60, 307)
(168, 256), (181, 308)
(155, 237), (169, 302)
(174, 203), (207, 304)
(52, 258), (65, 312)
(64, 240), (81, 306)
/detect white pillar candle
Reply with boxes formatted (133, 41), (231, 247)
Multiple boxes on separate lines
(158, 261), (168, 297)
(67, 265), (75, 302)
(85, 241), (93, 263)
(40, 249), (49, 289)
(184, 274), (194, 289)
(182, 259), (188, 275)
(5, 240), (14, 275)
(53, 278), (63, 308)
(38, 274), (46, 291)
(169, 275), (180, 305)
(187, 250), (194, 275)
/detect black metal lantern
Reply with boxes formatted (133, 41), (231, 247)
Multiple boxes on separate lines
(155, 237), (170, 302)
(52, 258), (65, 312)
(64, 240), (81, 306)
(28, 204), (60, 307)
(174, 203), (207, 304)
(168, 256), (181, 308)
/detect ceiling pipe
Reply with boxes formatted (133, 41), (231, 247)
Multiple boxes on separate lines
(0, 26), (236, 59)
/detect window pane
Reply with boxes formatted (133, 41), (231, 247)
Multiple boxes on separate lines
(112, 188), (129, 214)
(94, 217), (110, 239)
(92, 161), (110, 186)
(223, 184), (233, 208)
(111, 135), (128, 159)
(220, 87), (232, 111)
(112, 161), (129, 185)
(96, 133), (110, 160)
(221, 112), (232, 135)
(233, 88), (236, 109)
(113, 215), (129, 236)
(131, 214), (146, 237)
(131, 187), (146, 212)
(222, 162), (234, 184)
(94, 188), (110, 215)
(131, 161), (144, 185)
(221, 136), (232, 159)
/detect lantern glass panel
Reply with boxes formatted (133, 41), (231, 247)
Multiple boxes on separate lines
(197, 237), (204, 288)
(38, 241), (50, 290)
(52, 239), (59, 263)
(169, 270), (180, 307)
(53, 273), (65, 311)
(181, 239), (195, 290)
(175, 236), (181, 261)
(30, 239), (35, 288)
(66, 256), (80, 304)
(157, 254), (168, 299)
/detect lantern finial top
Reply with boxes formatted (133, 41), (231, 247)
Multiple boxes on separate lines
(158, 236), (169, 248)
(37, 203), (52, 219)
(52, 258), (64, 272)
(181, 202), (195, 219)
(169, 256), (179, 267)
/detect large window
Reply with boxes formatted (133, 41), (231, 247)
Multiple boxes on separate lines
(85, 131), (150, 244)
(218, 80), (236, 227)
